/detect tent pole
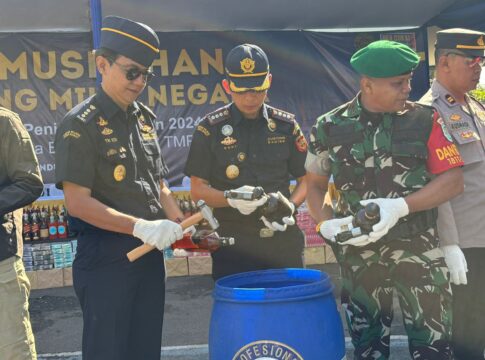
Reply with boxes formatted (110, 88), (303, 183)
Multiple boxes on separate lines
(89, 0), (102, 84)
(422, 26), (431, 90)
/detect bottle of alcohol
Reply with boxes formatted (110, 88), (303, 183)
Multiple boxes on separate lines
(31, 210), (40, 241)
(49, 213), (58, 240)
(171, 233), (235, 253)
(39, 210), (49, 241)
(22, 208), (32, 242)
(57, 215), (68, 239)
(335, 202), (380, 243)
(183, 196), (192, 218)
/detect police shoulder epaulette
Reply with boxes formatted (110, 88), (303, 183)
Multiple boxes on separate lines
(267, 106), (295, 123)
(72, 98), (99, 124)
(206, 105), (231, 126)
(137, 102), (156, 120)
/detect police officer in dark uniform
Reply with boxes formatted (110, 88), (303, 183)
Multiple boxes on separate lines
(184, 44), (308, 280)
(55, 16), (184, 360)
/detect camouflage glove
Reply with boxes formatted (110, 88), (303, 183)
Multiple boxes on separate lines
(360, 198), (409, 242)
(441, 245), (468, 285)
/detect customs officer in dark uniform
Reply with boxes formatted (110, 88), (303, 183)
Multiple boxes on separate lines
(55, 16), (184, 360)
(184, 44), (308, 280)
(420, 28), (485, 360)
(306, 40), (464, 359)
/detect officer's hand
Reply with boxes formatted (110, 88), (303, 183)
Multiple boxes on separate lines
(339, 233), (372, 247)
(227, 185), (268, 215)
(360, 198), (409, 241)
(260, 201), (295, 232)
(441, 245), (468, 285)
(133, 219), (183, 250)
(318, 216), (353, 242)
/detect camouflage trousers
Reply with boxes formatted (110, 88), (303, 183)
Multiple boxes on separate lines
(333, 228), (453, 360)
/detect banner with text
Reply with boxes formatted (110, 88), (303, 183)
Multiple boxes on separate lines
(0, 30), (428, 196)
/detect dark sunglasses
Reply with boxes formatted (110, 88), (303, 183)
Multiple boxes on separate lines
(446, 51), (485, 67)
(112, 61), (155, 82)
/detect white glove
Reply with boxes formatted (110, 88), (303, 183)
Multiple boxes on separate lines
(441, 245), (468, 285)
(261, 202), (295, 232)
(227, 185), (268, 215)
(360, 198), (409, 242)
(318, 216), (368, 246)
(133, 219), (183, 250)
(183, 225), (197, 236)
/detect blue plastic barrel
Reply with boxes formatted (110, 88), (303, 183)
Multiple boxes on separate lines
(209, 268), (345, 360)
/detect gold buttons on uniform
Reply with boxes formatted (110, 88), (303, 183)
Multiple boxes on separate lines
(226, 164), (239, 179)
(113, 164), (126, 181)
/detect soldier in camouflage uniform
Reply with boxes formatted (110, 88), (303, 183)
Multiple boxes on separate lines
(305, 40), (464, 359)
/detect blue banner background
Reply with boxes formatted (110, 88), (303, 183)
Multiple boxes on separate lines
(0, 30), (428, 193)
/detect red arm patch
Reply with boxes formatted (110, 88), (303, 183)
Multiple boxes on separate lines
(427, 111), (464, 174)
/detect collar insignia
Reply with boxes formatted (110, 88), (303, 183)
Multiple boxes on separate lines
(445, 94), (456, 105)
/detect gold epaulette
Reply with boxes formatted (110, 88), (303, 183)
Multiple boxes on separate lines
(206, 105), (231, 126)
(74, 100), (99, 123)
(267, 106), (295, 123)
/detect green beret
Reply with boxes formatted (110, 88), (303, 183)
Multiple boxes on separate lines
(350, 40), (420, 78)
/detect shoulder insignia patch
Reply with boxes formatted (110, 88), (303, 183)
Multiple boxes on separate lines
(206, 105), (231, 126)
(267, 106), (295, 123)
(75, 103), (98, 123)
(445, 94), (456, 105)
(62, 130), (81, 139)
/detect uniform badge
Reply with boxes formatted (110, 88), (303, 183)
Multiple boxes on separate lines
(62, 130), (81, 139)
(449, 114), (461, 121)
(221, 125), (233, 136)
(240, 58), (255, 73)
(460, 130), (476, 139)
(226, 164), (239, 179)
(106, 148), (118, 157)
(295, 134), (308, 152)
(141, 124), (153, 133)
(237, 152), (246, 162)
(197, 125), (210, 136)
(437, 118), (453, 142)
(119, 146), (127, 159)
(445, 94), (456, 105)
(113, 164), (126, 181)
(267, 119), (277, 132)
(221, 136), (237, 146)
(259, 228), (274, 238)
(97, 116), (108, 126)
(101, 127), (114, 136)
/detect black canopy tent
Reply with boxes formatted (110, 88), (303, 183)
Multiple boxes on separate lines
(0, 0), (457, 32)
